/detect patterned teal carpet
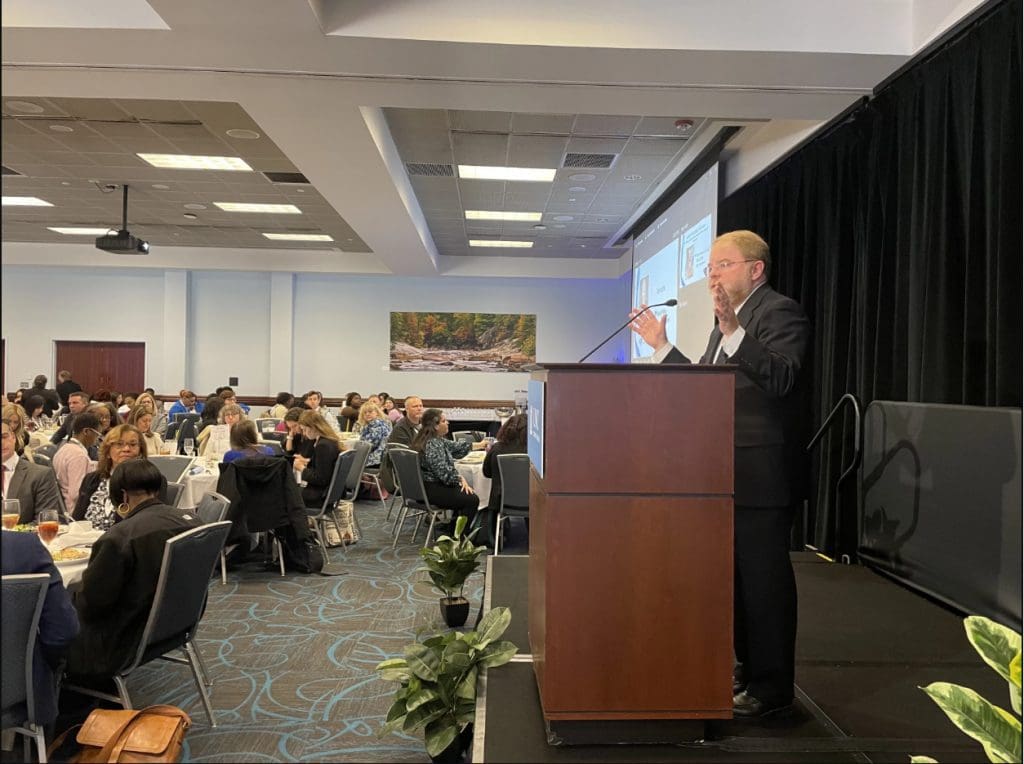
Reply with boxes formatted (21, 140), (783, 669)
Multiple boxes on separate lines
(116, 501), (498, 763)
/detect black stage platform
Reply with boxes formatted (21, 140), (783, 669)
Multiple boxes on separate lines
(474, 553), (1001, 763)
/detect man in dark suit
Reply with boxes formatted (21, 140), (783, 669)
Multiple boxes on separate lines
(380, 395), (424, 493)
(2, 422), (64, 523)
(630, 229), (810, 719)
(50, 391), (91, 444)
(1, 530), (80, 729)
(55, 370), (83, 408)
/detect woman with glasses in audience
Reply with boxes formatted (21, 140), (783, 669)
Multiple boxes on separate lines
(3, 402), (32, 457)
(198, 402), (243, 460)
(357, 401), (392, 467)
(411, 408), (484, 532)
(88, 402), (117, 435)
(133, 391), (168, 435)
(72, 424), (167, 530)
(127, 404), (166, 456)
(223, 420), (274, 464)
(292, 410), (341, 508)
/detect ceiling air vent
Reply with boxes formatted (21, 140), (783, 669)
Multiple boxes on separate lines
(263, 171), (309, 184)
(562, 153), (616, 169)
(406, 163), (454, 177)
(1, 164), (23, 176)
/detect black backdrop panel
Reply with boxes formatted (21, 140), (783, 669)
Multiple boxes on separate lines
(859, 400), (1021, 630)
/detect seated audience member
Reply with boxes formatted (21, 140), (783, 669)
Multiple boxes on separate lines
(382, 396), (402, 423)
(303, 390), (338, 431)
(167, 389), (203, 418)
(223, 420), (274, 464)
(196, 396), (225, 435)
(116, 392), (138, 420)
(411, 408), (483, 531)
(12, 389), (25, 406)
(281, 408), (310, 454)
(134, 391), (168, 435)
(339, 392), (363, 432)
(292, 411), (341, 508)
(91, 389), (113, 403)
(3, 401), (33, 457)
(357, 401), (392, 467)
(2, 422), (63, 524)
(218, 387), (250, 415)
(381, 395), (425, 492)
(56, 370), (83, 408)
(52, 413), (102, 514)
(72, 424), (166, 531)
(481, 413), (528, 544)
(89, 402), (118, 436)
(127, 404), (165, 456)
(267, 392), (294, 420)
(29, 374), (61, 417)
(23, 394), (49, 431)
(50, 391), (91, 444)
(65, 460), (201, 681)
(198, 403), (243, 459)
(1, 529), (79, 730)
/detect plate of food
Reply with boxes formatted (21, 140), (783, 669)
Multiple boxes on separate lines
(50, 547), (90, 564)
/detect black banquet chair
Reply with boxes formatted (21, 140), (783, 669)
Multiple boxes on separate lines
(64, 521), (232, 727)
(195, 492), (232, 584)
(307, 451), (354, 561)
(389, 448), (447, 548)
(1, 574), (50, 763)
(495, 453), (530, 555)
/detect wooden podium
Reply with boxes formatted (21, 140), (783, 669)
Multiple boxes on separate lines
(526, 363), (735, 744)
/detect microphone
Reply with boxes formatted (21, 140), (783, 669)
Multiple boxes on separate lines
(578, 298), (678, 363)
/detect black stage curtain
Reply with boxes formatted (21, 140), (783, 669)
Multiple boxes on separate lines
(719, 0), (1022, 557)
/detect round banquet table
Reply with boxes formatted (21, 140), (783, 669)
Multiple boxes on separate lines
(455, 454), (491, 508)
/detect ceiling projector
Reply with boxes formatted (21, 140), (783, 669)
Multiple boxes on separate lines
(95, 183), (150, 255)
(96, 229), (150, 254)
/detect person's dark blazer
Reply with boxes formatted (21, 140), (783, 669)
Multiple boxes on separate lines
(1, 531), (80, 724)
(56, 380), (83, 407)
(72, 470), (169, 521)
(380, 416), (420, 492)
(50, 413), (77, 444)
(481, 440), (527, 511)
(66, 498), (201, 678)
(7, 457), (62, 524)
(30, 386), (61, 417)
(663, 284), (810, 506)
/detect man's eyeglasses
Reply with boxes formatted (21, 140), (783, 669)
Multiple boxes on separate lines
(703, 259), (760, 276)
(83, 428), (103, 439)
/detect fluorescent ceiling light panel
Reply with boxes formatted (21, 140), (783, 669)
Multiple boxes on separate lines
(465, 210), (542, 221)
(137, 153), (253, 171)
(48, 227), (112, 235)
(469, 240), (534, 248)
(458, 165), (556, 182)
(262, 233), (333, 241)
(214, 202), (302, 214)
(2, 196), (52, 206)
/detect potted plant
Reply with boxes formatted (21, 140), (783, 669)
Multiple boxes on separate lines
(419, 515), (488, 627)
(376, 606), (517, 763)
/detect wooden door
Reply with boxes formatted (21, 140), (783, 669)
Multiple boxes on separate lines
(54, 341), (146, 396)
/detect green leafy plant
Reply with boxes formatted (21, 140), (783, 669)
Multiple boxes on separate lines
(376, 606), (517, 757)
(419, 515), (488, 602)
(912, 615), (1022, 764)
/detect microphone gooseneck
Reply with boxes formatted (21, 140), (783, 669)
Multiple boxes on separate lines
(578, 298), (677, 363)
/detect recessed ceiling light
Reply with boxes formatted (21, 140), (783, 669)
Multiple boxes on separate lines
(263, 233), (333, 241)
(553, 215), (574, 221)
(151, 184), (170, 190)
(532, 224), (547, 230)
(553, 224), (566, 229)
(137, 153), (253, 171)
(469, 240), (534, 248)
(61, 182), (71, 187)
(623, 174), (643, 182)
(465, 210), (542, 221)
(183, 213), (198, 220)
(569, 173), (596, 182)
(5, 101), (44, 114)
(183, 203), (207, 210)
(569, 186), (587, 192)
(225, 128), (261, 139)
(458, 165), (556, 182)
(2, 196), (52, 206)
(49, 124), (74, 133)
(568, 198), (577, 202)
(47, 226), (111, 235)
(214, 202), (302, 214)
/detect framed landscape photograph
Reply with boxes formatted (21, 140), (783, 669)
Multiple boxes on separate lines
(390, 312), (537, 372)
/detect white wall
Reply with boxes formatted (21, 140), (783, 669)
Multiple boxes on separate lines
(1, 266), (167, 390)
(721, 120), (825, 196)
(2, 265), (630, 401)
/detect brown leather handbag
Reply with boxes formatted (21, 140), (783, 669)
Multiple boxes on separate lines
(49, 704), (191, 763)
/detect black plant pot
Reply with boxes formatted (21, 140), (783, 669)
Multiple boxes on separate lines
(428, 723), (474, 764)
(440, 596), (470, 627)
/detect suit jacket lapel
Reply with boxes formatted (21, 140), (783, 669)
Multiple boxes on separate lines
(7, 459), (28, 499)
(701, 324), (723, 364)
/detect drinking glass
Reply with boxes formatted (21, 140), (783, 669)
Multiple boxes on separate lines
(2, 499), (21, 529)
(37, 509), (60, 545)
(183, 438), (195, 456)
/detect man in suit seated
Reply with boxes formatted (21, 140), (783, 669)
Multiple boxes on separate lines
(380, 395), (424, 493)
(2, 422), (63, 523)
(50, 391), (91, 444)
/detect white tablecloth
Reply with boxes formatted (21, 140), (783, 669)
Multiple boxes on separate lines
(179, 463), (219, 510)
(28, 429), (58, 448)
(456, 457), (491, 508)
